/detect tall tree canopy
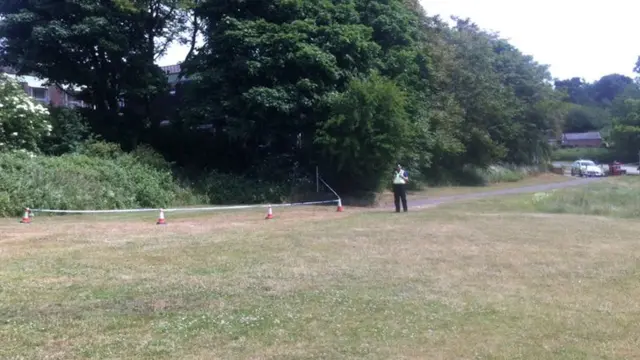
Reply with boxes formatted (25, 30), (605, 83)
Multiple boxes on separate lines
(0, 0), (194, 148)
(554, 73), (635, 135)
(2, 0), (636, 194)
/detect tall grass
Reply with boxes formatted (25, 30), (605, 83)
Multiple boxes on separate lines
(457, 164), (548, 186)
(419, 164), (549, 188)
(530, 177), (640, 218)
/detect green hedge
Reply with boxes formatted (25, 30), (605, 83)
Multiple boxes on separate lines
(0, 141), (294, 217)
(194, 171), (289, 205)
(1, 139), (552, 217)
(0, 151), (188, 216)
(551, 147), (619, 163)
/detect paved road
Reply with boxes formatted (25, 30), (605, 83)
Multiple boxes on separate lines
(398, 177), (603, 209)
(552, 161), (640, 175)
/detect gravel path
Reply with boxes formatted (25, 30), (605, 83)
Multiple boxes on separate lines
(397, 176), (603, 210)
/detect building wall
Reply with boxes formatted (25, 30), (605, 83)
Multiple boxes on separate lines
(50, 86), (64, 107)
(5, 65), (184, 108)
(4, 73), (85, 108)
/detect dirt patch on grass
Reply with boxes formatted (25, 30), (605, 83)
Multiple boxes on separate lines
(0, 206), (351, 250)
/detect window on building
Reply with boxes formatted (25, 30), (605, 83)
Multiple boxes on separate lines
(30, 87), (48, 102)
(65, 93), (84, 108)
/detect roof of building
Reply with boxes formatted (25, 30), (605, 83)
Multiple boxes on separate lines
(4, 74), (49, 88)
(1, 66), (16, 74)
(2, 71), (86, 91)
(160, 64), (181, 74)
(159, 64), (190, 84)
(563, 131), (602, 141)
(3, 64), (188, 87)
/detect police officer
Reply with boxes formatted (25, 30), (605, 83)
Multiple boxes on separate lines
(393, 164), (409, 212)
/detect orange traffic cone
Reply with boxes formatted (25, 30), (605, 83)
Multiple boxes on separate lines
(336, 199), (344, 212)
(20, 208), (31, 224)
(265, 205), (274, 219)
(156, 209), (167, 225)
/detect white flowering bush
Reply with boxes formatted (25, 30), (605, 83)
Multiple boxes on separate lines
(0, 74), (52, 152)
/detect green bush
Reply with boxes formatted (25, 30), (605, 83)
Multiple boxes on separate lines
(0, 141), (300, 216)
(130, 144), (174, 171)
(77, 140), (126, 159)
(41, 107), (93, 155)
(0, 150), (187, 216)
(315, 72), (411, 194)
(77, 140), (174, 171)
(551, 147), (618, 163)
(194, 171), (291, 205)
(0, 74), (52, 153)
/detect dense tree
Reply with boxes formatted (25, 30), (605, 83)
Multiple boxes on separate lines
(315, 72), (411, 192)
(180, 0), (403, 183)
(0, 0), (193, 148)
(610, 83), (640, 119)
(0, 74), (51, 153)
(353, 0), (434, 176)
(609, 65), (640, 161)
(3, 0), (636, 197)
(555, 74), (633, 107)
(563, 105), (608, 133)
(553, 73), (634, 137)
(554, 77), (594, 106)
(610, 98), (640, 161)
(420, 18), (559, 169)
(592, 74), (633, 106)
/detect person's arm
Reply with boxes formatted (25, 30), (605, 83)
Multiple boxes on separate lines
(402, 170), (409, 181)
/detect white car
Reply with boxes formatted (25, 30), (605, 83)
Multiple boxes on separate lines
(570, 160), (604, 177)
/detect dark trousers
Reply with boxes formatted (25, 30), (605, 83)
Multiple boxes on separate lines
(393, 184), (408, 212)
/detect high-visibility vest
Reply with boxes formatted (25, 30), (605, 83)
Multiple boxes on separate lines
(393, 170), (407, 184)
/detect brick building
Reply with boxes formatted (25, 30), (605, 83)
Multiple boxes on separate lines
(157, 64), (199, 128)
(2, 64), (186, 109)
(1, 68), (86, 108)
(561, 132), (603, 148)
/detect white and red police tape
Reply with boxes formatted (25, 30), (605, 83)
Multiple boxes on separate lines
(29, 199), (340, 214)
(23, 176), (343, 222)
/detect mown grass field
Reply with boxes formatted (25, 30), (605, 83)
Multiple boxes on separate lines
(2, 177), (640, 359)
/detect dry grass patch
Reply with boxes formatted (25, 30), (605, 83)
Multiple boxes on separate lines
(1, 202), (639, 359)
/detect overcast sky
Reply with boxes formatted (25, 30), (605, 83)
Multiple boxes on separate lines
(157, 0), (638, 82)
